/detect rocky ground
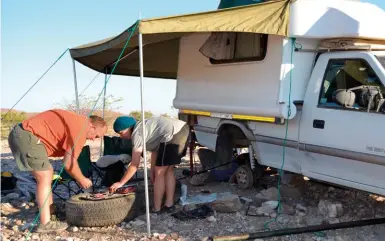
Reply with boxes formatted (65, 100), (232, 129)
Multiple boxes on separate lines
(2, 140), (385, 241)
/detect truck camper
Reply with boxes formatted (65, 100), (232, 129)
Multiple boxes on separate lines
(69, 0), (385, 195)
(175, 0), (385, 194)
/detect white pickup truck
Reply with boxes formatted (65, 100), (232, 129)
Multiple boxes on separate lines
(175, 0), (385, 195)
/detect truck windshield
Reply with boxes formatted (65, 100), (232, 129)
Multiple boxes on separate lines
(376, 56), (385, 69)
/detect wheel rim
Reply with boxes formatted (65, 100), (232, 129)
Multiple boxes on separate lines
(236, 167), (248, 185)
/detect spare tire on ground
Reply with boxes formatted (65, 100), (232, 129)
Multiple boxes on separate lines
(65, 193), (135, 227)
(65, 181), (182, 226)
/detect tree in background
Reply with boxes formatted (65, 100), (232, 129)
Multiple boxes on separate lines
(57, 94), (123, 116)
(128, 110), (154, 121)
(56, 94), (124, 132)
(1, 111), (28, 139)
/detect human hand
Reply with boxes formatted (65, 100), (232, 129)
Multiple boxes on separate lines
(109, 182), (124, 193)
(79, 178), (93, 189)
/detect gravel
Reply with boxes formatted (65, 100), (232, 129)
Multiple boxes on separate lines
(2, 141), (385, 241)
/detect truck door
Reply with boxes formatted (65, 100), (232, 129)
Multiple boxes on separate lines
(299, 52), (385, 195)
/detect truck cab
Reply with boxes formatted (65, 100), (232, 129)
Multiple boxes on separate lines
(299, 51), (385, 194)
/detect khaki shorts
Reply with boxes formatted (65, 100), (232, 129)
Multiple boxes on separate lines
(8, 124), (51, 172)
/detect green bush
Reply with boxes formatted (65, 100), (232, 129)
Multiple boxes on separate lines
(1, 111), (27, 139)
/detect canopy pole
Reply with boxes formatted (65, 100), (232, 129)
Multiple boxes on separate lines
(72, 58), (80, 113)
(138, 16), (151, 237)
(100, 69), (108, 157)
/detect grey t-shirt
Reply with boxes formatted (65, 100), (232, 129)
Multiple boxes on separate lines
(131, 116), (187, 151)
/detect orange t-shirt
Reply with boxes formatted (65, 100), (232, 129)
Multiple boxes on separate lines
(22, 109), (89, 160)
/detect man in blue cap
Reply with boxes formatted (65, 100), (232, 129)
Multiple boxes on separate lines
(110, 115), (189, 213)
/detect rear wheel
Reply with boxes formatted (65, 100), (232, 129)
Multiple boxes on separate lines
(235, 165), (254, 189)
(235, 153), (264, 190)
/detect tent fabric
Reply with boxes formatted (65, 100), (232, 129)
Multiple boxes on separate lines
(70, 0), (292, 79)
(217, 0), (265, 10)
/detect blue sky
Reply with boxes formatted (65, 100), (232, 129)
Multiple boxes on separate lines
(1, 0), (384, 116)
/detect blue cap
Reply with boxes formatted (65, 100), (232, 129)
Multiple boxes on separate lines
(113, 116), (137, 133)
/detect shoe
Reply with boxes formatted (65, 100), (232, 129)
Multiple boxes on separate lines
(151, 205), (176, 215)
(35, 221), (68, 233)
(162, 205), (176, 214)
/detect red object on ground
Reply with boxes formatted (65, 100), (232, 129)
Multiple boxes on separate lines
(116, 186), (136, 194)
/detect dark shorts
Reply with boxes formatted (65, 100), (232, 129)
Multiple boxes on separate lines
(156, 124), (190, 167)
(8, 124), (51, 172)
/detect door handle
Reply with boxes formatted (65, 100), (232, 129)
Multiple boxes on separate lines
(313, 119), (325, 129)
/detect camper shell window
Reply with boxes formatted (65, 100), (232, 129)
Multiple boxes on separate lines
(199, 32), (268, 64)
(318, 58), (385, 114)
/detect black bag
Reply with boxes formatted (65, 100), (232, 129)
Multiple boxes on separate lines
(1, 172), (17, 191)
(102, 161), (126, 187)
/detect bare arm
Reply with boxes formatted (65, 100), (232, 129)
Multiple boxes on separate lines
(118, 147), (143, 184)
(63, 151), (86, 182)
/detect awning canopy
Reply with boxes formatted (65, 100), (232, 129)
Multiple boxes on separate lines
(70, 0), (291, 79)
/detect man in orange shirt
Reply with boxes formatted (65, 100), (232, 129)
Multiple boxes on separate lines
(8, 109), (107, 233)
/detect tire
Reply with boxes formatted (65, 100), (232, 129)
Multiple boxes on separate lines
(215, 134), (234, 170)
(65, 193), (135, 227)
(235, 152), (265, 188)
(235, 165), (254, 190)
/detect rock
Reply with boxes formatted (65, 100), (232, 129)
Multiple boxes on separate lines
(255, 187), (278, 201)
(277, 215), (290, 224)
(206, 216), (217, 222)
(328, 218), (340, 224)
(262, 201), (278, 209)
(281, 203), (295, 215)
(190, 172), (210, 186)
(19, 203), (27, 208)
(131, 219), (146, 227)
(249, 201), (278, 217)
(318, 200), (343, 218)
(167, 222), (173, 228)
(15, 219), (22, 225)
(31, 234), (39, 240)
(5, 193), (20, 199)
(247, 205), (260, 216)
(125, 223), (131, 229)
(270, 212), (277, 218)
(71, 226), (79, 232)
(240, 197), (253, 203)
(1, 203), (20, 215)
(153, 233), (160, 238)
(306, 216), (323, 226)
(170, 233), (179, 239)
(253, 239), (264, 241)
(295, 204), (307, 213)
(158, 234), (167, 240)
(212, 194), (242, 213)
(294, 216), (306, 225)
